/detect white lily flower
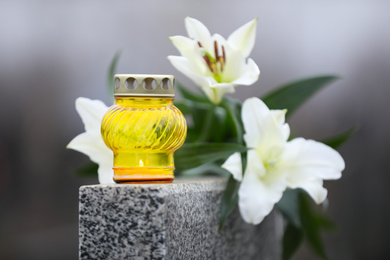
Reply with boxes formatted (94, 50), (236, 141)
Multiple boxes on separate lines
(168, 17), (260, 104)
(222, 97), (345, 225)
(67, 97), (114, 184)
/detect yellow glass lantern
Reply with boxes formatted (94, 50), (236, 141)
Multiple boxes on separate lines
(101, 74), (187, 183)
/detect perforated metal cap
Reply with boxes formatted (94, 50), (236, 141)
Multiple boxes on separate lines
(113, 74), (175, 97)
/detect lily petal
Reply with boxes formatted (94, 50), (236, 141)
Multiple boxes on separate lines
(246, 149), (266, 178)
(170, 36), (208, 71)
(229, 58), (260, 86)
(67, 97), (114, 184)
(185, 17), (213, 52)
(97, 156), (115, 184)
(169, 35), (198, 56)
(168, 55), (213, 89)
(209, 82), (235, 89)
(67, 132), (114, 184)
(270, 109), (290, 142)
(67, 133), (110, 165)
(298, 179), (328, 205)
(242, 97), (269, 148)
(227, 18), (257, 58)
(221, 50), (247, 83)
(222, 152), (242, 181)
(200, 86), (233, 105)
(76, 97), (109, 135)
(208, 85), (235, 104)
(238, 152), (286, 224)
(281, 138), (345, 203)
(242, 98), (287, 158)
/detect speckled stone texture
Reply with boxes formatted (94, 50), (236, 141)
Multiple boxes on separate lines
(79, 177), (283, 260)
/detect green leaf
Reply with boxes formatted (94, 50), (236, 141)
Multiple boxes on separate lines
(279, 189), (336, 260)
(261, 75), (340, 118)
(300, 192), (329, 260)
(76, 162), (99, 177)
(176, 82), (209, 103)
(174, 143), (249, 172)
(175, 98), (232, 143)
(240, 151), (247, 179)
(314, 214), (336, 231)
(214, 107), (230, 142)
(277, 189), (302, 228)
(282, 223), (304, 260)
(321, 126), (358, 149)
(173, 100), (192, 115)
(219, 175), (240, 231)
(177, 100), (214, 141)
(107, 49), (122, 97)
(192, 105), (228, 142)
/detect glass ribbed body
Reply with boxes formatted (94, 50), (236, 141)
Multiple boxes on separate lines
(101, 97), (187, 183)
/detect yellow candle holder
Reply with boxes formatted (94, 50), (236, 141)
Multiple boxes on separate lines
(101, 74), (187, 183)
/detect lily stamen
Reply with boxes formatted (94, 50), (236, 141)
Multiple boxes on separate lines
(214, 41), (219, 62)
(197, 40), (226, 81)
(203, 56), (212, 71)
(222, 46), (226, 63)
(211, 63), (218, 75)
(220, 46), (226, 71)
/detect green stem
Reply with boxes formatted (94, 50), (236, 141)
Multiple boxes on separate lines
(197, 104), (216, 142)
(221, 98), (247, 176)
(221, 99), (243, 144)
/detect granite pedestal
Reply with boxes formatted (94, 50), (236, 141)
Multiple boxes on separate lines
(79, 177), (283, 260)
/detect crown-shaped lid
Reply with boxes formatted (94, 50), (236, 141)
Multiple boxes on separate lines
(113, 74), (175, 97)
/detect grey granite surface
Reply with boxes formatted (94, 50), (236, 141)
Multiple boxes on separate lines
(79, 177), (283, 260)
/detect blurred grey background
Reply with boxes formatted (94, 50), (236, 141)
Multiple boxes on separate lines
(0, 0), (389, 259)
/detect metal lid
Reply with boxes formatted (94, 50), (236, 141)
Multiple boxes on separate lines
(113, 74), (175, 97)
